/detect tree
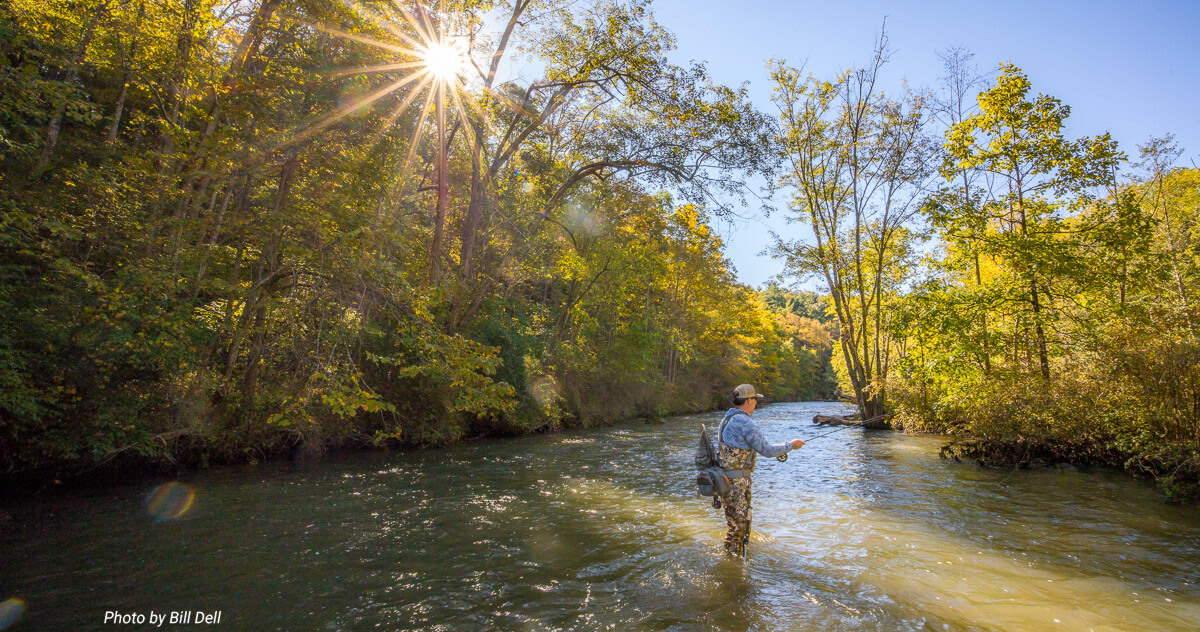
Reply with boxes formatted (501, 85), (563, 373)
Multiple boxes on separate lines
(925, 47), (994, 373)
(771, 32), (934, 420)
(0, 0), (794, 480)
(443, 0), (775, 330)
(938, 63), (1124, 378)
(1133, 135), (1198, 328)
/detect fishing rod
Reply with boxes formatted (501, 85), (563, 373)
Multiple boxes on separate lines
(774, 413), (891, 461)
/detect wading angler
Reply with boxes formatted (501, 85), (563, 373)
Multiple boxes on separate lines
(696, 384), (805, 557)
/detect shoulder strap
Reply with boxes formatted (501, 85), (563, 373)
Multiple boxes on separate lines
(717, 409), (740, 448)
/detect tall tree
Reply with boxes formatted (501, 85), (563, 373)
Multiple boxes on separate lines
(926, 47), (993, 373)
(771, 33), (933, 420)
(940, 63), (1123, 378)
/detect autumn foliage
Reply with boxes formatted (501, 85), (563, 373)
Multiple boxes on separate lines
(0, 0), (825, 485)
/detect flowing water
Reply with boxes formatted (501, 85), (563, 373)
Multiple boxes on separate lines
(3, 402), (1199, 631)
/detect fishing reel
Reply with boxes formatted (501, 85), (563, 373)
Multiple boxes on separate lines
(776, 453), (787, 462)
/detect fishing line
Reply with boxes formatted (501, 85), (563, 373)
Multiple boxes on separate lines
(806, 425), (852, 441)
(776, 424), (851, 461)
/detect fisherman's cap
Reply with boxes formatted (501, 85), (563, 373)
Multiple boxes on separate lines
(732, 384), (765, 400)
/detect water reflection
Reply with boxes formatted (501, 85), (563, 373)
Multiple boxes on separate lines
(2, 402), (1199, 630)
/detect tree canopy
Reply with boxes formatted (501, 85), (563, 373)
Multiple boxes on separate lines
(0, 0), (829, 483)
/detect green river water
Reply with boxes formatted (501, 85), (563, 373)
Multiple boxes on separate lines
(2, 401), (1199, 631)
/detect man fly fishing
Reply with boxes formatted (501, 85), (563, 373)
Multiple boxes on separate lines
(717, 384), (806, 557)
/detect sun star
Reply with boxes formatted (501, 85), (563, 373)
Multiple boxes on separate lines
(422, 41), (464, 83)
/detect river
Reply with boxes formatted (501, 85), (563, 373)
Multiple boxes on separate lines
(3, 402), (1199, 631)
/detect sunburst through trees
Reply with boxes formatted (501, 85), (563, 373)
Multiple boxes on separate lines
(276, 1), (492, 202)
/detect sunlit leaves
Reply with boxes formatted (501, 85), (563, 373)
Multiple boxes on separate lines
(0, 0), (803, 479)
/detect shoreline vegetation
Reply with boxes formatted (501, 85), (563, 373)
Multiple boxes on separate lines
(1, 2), (1196, 501)
(770, 42), (1200, 501)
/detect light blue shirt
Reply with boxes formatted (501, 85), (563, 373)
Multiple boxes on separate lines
(719, 408), (791, 458)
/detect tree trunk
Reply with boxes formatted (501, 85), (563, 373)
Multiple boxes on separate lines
(241, 300), (268, 403)
(430, 81), (448, 281)
(459, 163), (485, 280)
(107, 1), (146, 145)
(455, 0), (530, 281)
(37, 1), (106, 171)
(1030, 278), (1050, 379)
(975, 252), (991, 373)
(161, 0), (198, 156)
(232, 155), (295, 401)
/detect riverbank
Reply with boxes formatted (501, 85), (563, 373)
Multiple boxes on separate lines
(936, 434), (1200, 503)
(0, 396), (733, 500)
(809, 406), (1200, 503)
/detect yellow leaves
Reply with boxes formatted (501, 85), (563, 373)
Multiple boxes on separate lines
(555, 249), (587, 281)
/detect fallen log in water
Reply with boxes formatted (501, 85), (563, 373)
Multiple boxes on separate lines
(812, 413), (892, 429)
(812, 414), (854, 426)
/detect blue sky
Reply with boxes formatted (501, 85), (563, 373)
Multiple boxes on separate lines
(649, 0), (1200, 288)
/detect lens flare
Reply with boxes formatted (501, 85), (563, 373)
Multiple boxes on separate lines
(528, 376), (560, 409)
(0, 599), (26, 630)
(271, 3), (525, 199)
(145, 482), (196, 521)
(565, 203), (603, 237)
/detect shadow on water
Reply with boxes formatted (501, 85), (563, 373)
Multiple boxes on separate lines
(2, 401), (1199, 631)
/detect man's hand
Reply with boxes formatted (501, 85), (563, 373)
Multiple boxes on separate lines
(791, 439), (806, 450)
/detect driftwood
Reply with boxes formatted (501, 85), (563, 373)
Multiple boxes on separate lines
(812, 413), (892, 430)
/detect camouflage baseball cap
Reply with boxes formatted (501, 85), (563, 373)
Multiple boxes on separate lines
(732, 384), (765, 400)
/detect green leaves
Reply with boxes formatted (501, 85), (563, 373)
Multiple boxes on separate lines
(267, 372), (396, 427)
(895, 65), (1199, 497)
(0, 0), (817, 481)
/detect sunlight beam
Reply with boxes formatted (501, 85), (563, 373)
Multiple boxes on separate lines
(326, 60), (426, 80)
(289, 2), (485, 206)
(334, 0), (424, 51)
(373, 73), (436, 144)
(275, 72), (426, 149)
(298, 19), (409, 55)
(384, 74), (437, 129)
(409, 3), (439, 49)
(448, 84), (481, 149)
(398, 88), (439, 188)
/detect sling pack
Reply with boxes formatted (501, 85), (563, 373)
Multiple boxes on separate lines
(694, 423), (746, 508)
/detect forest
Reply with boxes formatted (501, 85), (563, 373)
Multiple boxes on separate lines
(1, 0), (1196, 500)
(0, 0), (837, 487)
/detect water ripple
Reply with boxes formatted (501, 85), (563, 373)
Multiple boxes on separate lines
(3, 403), (1199, 630)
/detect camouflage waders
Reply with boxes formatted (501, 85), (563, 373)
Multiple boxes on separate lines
(719, 439), (756, 557)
